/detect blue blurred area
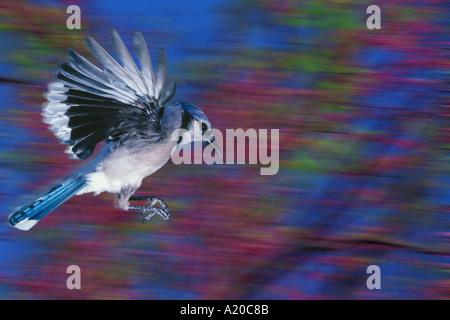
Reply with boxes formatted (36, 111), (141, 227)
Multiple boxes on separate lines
(0, 0), (448, 300)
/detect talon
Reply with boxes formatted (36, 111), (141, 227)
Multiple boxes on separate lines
(143, 206), (170, 221)
(126, 195), (171, 223)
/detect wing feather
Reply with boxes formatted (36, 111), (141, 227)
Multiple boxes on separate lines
(160, 80), (176, 106)
(154, 48), (168, 101)
(110, 29), (149, 97)
(85, 36), (144, 96)
(134, 31), (156, 99)
(43, 29), (176, 160)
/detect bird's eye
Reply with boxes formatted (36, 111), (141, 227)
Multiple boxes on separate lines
(202, 123), (207, 133)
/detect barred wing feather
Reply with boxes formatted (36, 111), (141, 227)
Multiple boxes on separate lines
(42, 29), (176, 160)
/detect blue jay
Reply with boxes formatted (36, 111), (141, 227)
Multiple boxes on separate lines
(8, 29), (219, 231)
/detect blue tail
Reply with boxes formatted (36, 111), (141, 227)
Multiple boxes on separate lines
(8, 175), (86, 231)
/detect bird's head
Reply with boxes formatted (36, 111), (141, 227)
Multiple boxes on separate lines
(176, 101), (221, 157)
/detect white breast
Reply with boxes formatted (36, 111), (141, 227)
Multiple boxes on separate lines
(78, 140), (177, 196)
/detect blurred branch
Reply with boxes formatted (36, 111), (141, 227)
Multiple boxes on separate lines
(0, 76), (38, 87)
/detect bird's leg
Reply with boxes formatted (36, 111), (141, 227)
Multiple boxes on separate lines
(129, 196), (170, 221)
(118, 187), (170, 222)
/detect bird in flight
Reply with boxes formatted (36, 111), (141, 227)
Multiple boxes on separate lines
(9, 29), (219, 231)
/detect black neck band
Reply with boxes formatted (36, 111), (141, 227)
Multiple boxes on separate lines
(180, 109), (193, 131)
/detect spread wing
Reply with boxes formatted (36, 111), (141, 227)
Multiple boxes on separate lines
(42, 29), (176, 160)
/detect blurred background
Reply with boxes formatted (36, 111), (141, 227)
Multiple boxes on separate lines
(0, 0), (449, 299)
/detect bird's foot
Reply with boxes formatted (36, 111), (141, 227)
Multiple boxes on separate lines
(127, 196), (170, 222)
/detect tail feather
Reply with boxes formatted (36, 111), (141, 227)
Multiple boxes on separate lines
(8, 175), (86, 231)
